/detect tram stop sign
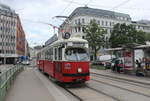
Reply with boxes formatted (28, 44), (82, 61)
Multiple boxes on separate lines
(63, 32), (71, 39)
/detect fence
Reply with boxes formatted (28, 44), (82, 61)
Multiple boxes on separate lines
(0, 65), (24, 101)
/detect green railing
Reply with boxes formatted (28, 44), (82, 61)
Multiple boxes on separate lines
(0, 65), (24, 101)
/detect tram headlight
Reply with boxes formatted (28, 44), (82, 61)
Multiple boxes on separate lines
(78, 68), (82, 73)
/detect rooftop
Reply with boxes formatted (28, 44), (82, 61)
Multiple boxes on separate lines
(69, 7), (131, 20)
(0, 3), (15, 12)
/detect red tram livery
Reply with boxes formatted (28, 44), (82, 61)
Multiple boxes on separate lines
(37, 36), (90, 83)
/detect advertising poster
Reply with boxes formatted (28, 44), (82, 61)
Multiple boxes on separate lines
(124, 52), (133, 70)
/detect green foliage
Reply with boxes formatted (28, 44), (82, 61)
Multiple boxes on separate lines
(145, 33), (150, 41)
(109, 23), (146, 48)
(83, 20), (106, 60)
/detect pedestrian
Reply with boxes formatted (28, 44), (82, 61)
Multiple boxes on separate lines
(112, 59), (119, 72)
(135, 59), (144, 76)
(136, 60), (141, 69)
(116, 59), (120, 73)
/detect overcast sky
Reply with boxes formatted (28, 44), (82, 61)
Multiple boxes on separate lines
(1, 0), (150, 47)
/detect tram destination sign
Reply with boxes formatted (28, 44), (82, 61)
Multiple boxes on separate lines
(73, 42), (85, 47)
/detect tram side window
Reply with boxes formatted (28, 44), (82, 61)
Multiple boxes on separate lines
(45, 50), (48, 59)
(37, 54), (39, 60)
(48, 48), (53, 60)
(55, 48), (57, 60)
(38, 54), (41, 60)
(58, 47), (62, 60)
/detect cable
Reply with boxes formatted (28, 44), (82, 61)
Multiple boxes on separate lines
(86, 0), (93, 6)
(111, 0), (131, 10)
(22, 19), (59, 29)
(59, 0), (74, 16)
(63, 0), (107, 7)
(63, 0), (150, 11)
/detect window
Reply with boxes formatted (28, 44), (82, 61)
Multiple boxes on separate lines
(110, 22), (111, 26)
(75, 20), (77, 24)
(48, 48), (53, 60)
(97, 20), (100, 25)
(112, 22), (114, 25)
(58, 47), (62, 60)
(78, 19), (80, 24)
(65, 48), (88, 61)
(75, 27), (77, 32)
(105, 21), (108, 26)
(82, 27), (85, 32)
(55, 48), (57, 60)
(82, 18), (85, 24)
(102, 21), (104, 26)
(78, 27), (81, 32)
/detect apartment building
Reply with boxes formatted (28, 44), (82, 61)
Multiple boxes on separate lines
(16, 16), (25, 56)
(0, 3), (26, 64)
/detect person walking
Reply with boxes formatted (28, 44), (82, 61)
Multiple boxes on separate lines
(135, 59), (144, 76)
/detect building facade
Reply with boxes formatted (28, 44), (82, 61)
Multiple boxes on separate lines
(16, 16), (25, 56)
(59, 7), (132, 39)
(132, 20), (150, 33)
(59, 7), (150, 39)
(0, 3), (26, 64)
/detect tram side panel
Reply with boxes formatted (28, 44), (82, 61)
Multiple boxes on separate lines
(54, 61), (90, 83)
(38, 60), (44, 71)
(44, 60), (55, 77)
(54, 61), (63, 82)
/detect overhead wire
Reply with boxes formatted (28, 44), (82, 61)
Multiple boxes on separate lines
(63, 0), (107, 7)
(59, 0), (74, 16)
(111, 0), (131, 10)
(86, 0), (93, 6)
(22, 18), (59, 28)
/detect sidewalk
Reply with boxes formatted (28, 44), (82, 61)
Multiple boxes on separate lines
(5, 68), (70, 101)
(91, 69), (150, 85)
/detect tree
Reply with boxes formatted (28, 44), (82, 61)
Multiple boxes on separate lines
(109, 23), (146, 48)
(145, 32), (150, 41)
(84, 20), (106, 60)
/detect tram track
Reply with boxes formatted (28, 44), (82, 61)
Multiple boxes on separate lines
(91, 73), (150, 89)
(85, 85), (121, 101)
(62, 86), (84, 101)
(61, 84), (119, 101)
(91, 78), (150, 98)
(91, 72), (150, 87)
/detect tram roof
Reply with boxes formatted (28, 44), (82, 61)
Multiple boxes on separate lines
(38, 37), (88, 53)
(53, 37), (88, 45)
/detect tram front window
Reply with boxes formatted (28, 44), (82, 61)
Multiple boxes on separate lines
(65, 48), (88, 61)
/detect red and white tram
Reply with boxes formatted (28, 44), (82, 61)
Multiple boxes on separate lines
(37, 36), (90, 83)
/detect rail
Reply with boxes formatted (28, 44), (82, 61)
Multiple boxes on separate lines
(0, 64), (24, 101)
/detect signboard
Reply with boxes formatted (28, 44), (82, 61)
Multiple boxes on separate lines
(73, 42), (85, 47)
(124, 51), (133, 70)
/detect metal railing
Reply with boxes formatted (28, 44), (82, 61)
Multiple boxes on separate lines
(0, 64), (24, 101)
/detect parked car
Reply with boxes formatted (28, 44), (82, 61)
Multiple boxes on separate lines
(110, 58), (124, 72)
(92, 59), (112, 68)
(22, 60), (30, 65)
(91, 61), (103, 65)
